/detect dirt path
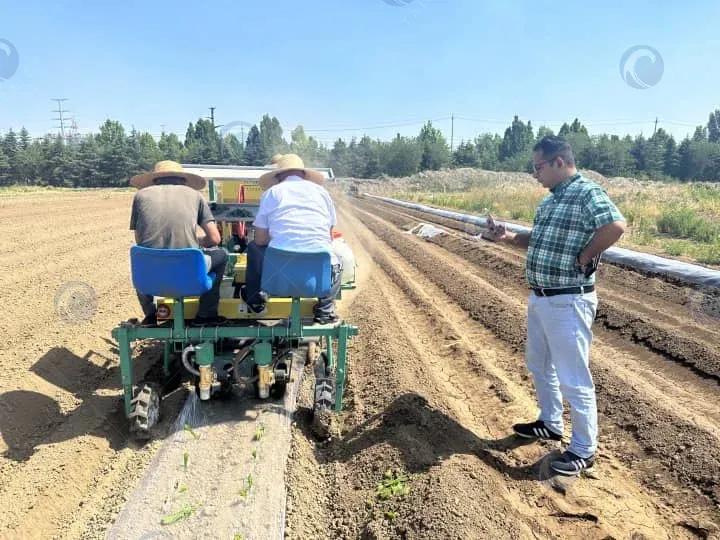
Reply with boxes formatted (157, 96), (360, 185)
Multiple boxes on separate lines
(285, 193), (720, 539)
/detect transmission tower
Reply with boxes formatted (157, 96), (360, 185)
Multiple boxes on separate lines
(52, 98), (70, 139)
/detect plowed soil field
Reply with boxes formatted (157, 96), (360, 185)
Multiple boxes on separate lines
(1, 189), (719, 539)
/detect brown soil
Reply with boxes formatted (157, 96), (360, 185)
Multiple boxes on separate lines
(285, 192), (720, 539)
(0, 191), (188, 539)
(3, 189), (720, 539)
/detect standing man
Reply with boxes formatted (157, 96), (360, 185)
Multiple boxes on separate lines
(129, 160), (228, 326)
(483, 135), (626, 476)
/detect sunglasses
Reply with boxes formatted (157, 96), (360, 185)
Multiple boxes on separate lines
(533, 156), (557, 173)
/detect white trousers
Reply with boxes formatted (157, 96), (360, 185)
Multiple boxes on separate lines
(525, 290), (599, 458)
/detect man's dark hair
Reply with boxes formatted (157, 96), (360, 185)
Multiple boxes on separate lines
(533, 135), (575, 166)
(154, 176), (186, 185)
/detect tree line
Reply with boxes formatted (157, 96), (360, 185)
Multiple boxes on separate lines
(2, 110), (720, 187)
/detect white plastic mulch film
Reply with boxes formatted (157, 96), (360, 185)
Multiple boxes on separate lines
(365, 194), (720, 288)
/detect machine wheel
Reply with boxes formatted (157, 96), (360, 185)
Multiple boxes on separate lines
(129, 381), (162, 440)
(312, 377), (336, 440)
(269, 381), (287, 399)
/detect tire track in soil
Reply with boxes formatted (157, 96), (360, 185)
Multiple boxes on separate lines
(348, 198), (720, 520)
(285, 197), (692, 539)
(360, 199), (720, 383)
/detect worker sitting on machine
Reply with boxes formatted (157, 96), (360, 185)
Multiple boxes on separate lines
(241, 154), (342, 324)
(129, 160), (229, 326)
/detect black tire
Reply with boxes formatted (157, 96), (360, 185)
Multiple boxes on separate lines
(269, 381), (287, 399)
(129, 381), (162, 440)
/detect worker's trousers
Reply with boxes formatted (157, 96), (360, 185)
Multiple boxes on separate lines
(525, 290), (599, 459)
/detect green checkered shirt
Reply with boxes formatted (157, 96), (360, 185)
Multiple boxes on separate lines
(526, 173), (624, 289)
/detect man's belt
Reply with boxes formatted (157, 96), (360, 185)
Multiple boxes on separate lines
(532, 285), (595, 297)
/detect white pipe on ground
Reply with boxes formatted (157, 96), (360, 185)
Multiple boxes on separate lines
(364, 194), (720, 289)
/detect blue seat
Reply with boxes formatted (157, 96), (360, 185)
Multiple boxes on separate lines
(261, 246), (332, 298)
(130, 246), (214, 298)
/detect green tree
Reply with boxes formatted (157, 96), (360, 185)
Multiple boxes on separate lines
(417, 121), (451, 171)
(453, 140), (479, 167)
(158, 132), (183, 162)
(243, 125), (265, 166)
(259, 115), (286, 163)
(329, 139), (351, 177)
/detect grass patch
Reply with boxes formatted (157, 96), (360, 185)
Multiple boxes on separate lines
(389, 177), (720, 267)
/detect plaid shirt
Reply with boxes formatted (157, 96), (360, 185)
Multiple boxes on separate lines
(526, 173), (624, 289)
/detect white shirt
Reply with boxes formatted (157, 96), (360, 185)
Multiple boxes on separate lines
(253, 176), (339, 265)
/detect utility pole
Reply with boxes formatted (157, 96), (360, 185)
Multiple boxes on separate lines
(160, 124), (167, 133)
(450, 113), (454, 153)
(208, 107), (223, 158)
(208, 107), (216, 128)
(52, 98), (69, 139)
(653, 117), (658, 136)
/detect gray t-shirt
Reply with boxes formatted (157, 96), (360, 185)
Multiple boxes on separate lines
(129, 185), (215, 249)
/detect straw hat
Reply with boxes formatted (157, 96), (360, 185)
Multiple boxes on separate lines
(259, 154), (325, 191)
(130, 160), (207, 190)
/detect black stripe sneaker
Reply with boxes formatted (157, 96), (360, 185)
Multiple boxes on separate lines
(512, 420), (563, 441)
(550, 450), (596, 476)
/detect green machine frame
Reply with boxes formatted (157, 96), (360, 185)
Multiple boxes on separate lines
(111, 165), (357, 438)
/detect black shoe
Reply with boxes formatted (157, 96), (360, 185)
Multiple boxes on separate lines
(140, 313), (157, 327)
(512, 420), (562, 441)
(191, 315), (228, 327)
(550, 450), (596, 476)
(313, 313), (339, 325)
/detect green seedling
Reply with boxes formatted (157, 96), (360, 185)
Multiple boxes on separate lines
(375, 470), (410, 501)
(233, 534), (243, 540)
(251, 450), (257, 460)
(183, 452), (189, 472)
(161, 504), (197, 525)
(177, 483), (188, 494)
(384, 510), (398, 520)
(238, 488), (247, 500)
(254, 424), (265, 441)
(184, 424), (200, 440)
(246, 474), (254, 489)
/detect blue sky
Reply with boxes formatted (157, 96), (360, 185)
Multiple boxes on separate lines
(2, 0), (719, 147)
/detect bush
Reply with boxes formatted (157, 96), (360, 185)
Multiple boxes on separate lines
(656, 208), (720, 244)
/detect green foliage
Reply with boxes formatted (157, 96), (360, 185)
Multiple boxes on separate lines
(656, 208), (720, 243)
(374, 470), (410, 500)
(160, 504), (198, 525)
(6, 109), (720, 186)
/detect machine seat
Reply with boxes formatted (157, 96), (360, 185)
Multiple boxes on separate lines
(261, 247), (332, 299)
(130, 246), (214, 298)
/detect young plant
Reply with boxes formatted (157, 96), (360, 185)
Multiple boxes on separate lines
(375, 470), (410, 501)
(183, 452), (189, 472)
(184, 424), (200, 440)
(251, 449), (257, 460)
(254, 424), (265, 442)
(161, 504), (197, 525)
(246, 474), (254, 489)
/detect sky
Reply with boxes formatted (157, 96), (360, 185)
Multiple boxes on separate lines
(2, 0), (720, 147)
